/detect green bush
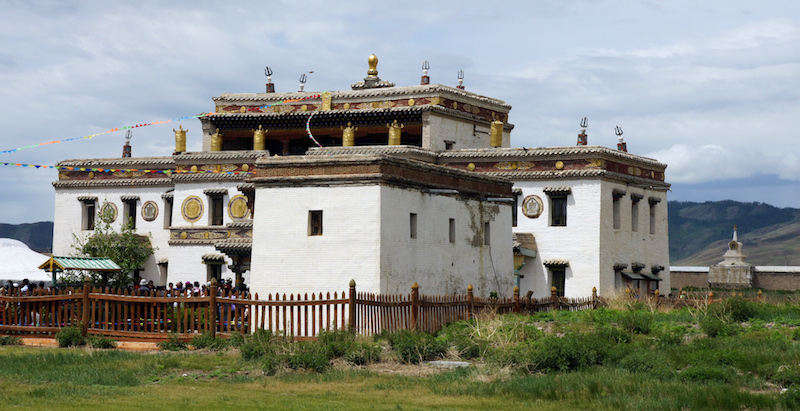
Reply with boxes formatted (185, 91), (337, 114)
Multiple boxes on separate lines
(262, 351), (285, 375)
(191, 332), (228, 351)
(240, 329), (276, 361)
(594, 323), (631, 344)
(318, 328), (355, 358)
(55, 326), (86, 347)
(618, 310), (653, 335)
(792, 328), (800, 341)
(700, 314), (742, 338)
(0, 335), (21, 346)
(87, 336), (117, 349)
(157, 334), (188, 351)
(724, 296), (758, 322)
(228, 331), (245, 347)
(653, 323), (687, 347)
(344, 342), (381, 366)
(526, 332), (613, 373)
(287, 341), (330, 372)
(775, 365), (800, 388)
(388, 330), (446, 364)
(681, 364), (734, 383)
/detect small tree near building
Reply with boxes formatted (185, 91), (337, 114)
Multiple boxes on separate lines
(68, 201), (155, 287)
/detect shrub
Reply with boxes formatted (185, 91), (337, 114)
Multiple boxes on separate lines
(653, 323), (687, 347)
(263, 351), (285, 375)
(792, 328), (800, 341)
(388, 330), (446, 364)
(157, 334), (188, 351)
(700, 315), (741, 338)
(55, 326), (86, 347)
(775, 365), (800, 388)
(228, 331), (245, 347)
(618, 310), (653, 335)
(287, 341), (330, 372)
(191, 332), (228, 351)
(318, 329), (355, 358)
(681, 364), (734, 383)
(87, 336), (117, 349)
(240, 329), (276, 361)
(0, 335), (21, 346)
(594, 323), (631, 344)
(526, 332), (613, 373)
(724, 296), (758, 322)
(344, 342), (382, 366)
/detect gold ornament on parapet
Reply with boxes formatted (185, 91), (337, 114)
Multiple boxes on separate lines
(321, 92), (332, 111)
(555, 161), (564, 170)
(585, 159), (605, 169)
(211, 128), (223, 152)
(341, 122), (358, 147)
(408, 99), (415, 106)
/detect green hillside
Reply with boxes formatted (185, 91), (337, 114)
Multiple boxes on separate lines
(668, 201), (800, 266)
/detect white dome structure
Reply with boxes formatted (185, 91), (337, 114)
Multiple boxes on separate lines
(0, 238), (52, 283)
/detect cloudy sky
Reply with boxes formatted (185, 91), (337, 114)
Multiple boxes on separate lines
(1, 0), (798, 223)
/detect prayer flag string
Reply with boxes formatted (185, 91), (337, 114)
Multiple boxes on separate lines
(0, 162), (253, 175)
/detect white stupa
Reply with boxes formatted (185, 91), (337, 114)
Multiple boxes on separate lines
(0, 238), (52, 283)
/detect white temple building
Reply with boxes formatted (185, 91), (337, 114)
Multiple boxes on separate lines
(52, 55), (670, 298)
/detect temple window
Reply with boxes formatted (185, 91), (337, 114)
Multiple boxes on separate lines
(78, 196), (97, 231)
(121, 196), (139, 229)
(484, 222), (491, 245)
(648, 197), (660, 234)
(162, 193), (173, 229)
(550, 267), (566, 297)
(631, 194), (643, 232)
(612, 189), (625, 229)
(410, 213), (417, 239)
(449, 218), (456, 243)
(204, 188), (228, 226)
(309, 210), (323, 236)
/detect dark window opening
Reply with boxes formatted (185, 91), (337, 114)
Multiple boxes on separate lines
(449, 218), (456, 243)
(309, 210), (323, 236)
(551, 268), (566, 297)
(550, 195), (567, 226)
(410, 213), (417, 239)
(209, 196), (224, 226)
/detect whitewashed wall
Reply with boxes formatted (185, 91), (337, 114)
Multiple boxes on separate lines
(423, 113), (510, 151)
(53, 187), (172, 284)
(249, 185), (383, 297)
(379, 186), (513, 297)
(513, 180), (603, 298)
(599, 181), (671, 296)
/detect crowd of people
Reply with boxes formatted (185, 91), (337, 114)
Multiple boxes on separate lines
(134, 278), (249, 297)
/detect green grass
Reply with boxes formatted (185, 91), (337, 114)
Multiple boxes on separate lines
(3, 298), (800, 409)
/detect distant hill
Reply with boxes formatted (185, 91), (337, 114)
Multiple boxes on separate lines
(668, 201), (800, 266)
(0, 222), (53, 253)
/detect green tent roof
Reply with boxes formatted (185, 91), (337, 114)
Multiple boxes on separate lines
(39, 256), (122, 272)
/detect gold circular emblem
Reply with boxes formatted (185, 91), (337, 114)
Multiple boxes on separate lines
(239, 106), (246, 113)
(453, 102), (458, 109)
(228, 195), (249, 220)
(99, 202), (118, 223)
(180, 232), (188, 240)
(301, 104), (308, 112)
(467, 163), (476, 171)
(182, 196), (204, 223)
(343, 103), (350, 109)
(522, 195), (544, 218)
(88, 172), (94, 179)
(242, 164), (249, 172)
(408, 99), (415, 106)
(190, 165), (198, 173)
(555, 161), (564, 170)
(141, 201), (159, 222)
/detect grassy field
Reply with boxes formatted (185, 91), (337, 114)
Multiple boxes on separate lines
(4, 297), (800, 410)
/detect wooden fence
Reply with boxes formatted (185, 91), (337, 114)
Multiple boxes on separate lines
(0, 280), (598, 342)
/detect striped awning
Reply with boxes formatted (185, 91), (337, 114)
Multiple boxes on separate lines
(39, 256), (122, 272)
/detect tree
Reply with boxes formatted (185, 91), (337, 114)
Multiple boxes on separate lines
(69, 201), (155, 287)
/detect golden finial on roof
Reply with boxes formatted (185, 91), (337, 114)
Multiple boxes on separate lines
(367, 54), (379, 77)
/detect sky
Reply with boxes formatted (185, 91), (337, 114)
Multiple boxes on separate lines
(0, 0), (799, 223)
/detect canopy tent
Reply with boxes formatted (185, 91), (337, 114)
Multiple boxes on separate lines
(38, 255), (122, 285)
(0, 238), (52, 283)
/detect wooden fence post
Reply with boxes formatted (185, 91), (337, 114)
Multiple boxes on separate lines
(592, 287), (598, 309)
(348, 280), (356, 333)
(757, 290), (763, 302)
(513, 286), (520, 313)
(467, 284), (474, 319)
(411, 283), (419, 331)
(708, 291), (714, 304)
(654, 289), (660, 307)
(550, 286), (558, 310)
(209, 278), (217, 339)
(81, 276), (90, 337)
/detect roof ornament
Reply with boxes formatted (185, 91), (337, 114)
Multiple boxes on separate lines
(298, 73), (307, 92)
(421, 60), (430, 85)
(577, 117), (588, 146)
(351, 54), (395, 90)
(457, 70), (465, 90)
(615, 126), (627, 152)
(122, 130), (132, 158)
(265, 66), (275, 93)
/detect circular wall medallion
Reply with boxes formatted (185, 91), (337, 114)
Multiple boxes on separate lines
(343, 103), (350, 109)
(521, 195), (544, 218)
(228, 195), (250, 220)
(242, 164), (249, 172)
(182, 196), (204, 223)
(555, 161), (564, 170)
(99, 202), (118, 223)
(141, 200), (159, 222)
(190, 165), (198, 173)
(467, 163), (476, 171)
(408, 98), (415, 106)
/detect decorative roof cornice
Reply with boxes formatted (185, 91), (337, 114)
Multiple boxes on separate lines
(212, 84), (510, 109)
(203, 188), (229, 196)
(173, 151), (265, 162)
(438, 146), (665, 168)
(479, 169), (670, 188)
(236, 182), (255, 192)
(307, 145), (439, 162)
(170, 173), (250, 182)
(226, 220), (253, 229)
(53, 178), (173, 188)
(215, 237), (252, 251)
(56, 157), (174, 167)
